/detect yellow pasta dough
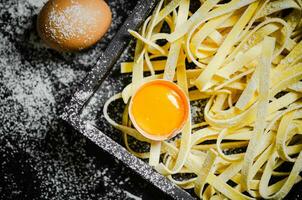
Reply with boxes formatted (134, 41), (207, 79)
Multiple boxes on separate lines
(104, 0), (302, 199)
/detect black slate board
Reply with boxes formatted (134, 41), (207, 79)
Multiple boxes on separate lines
(62, 0), (302, 199)
(62, 0), (194, 199)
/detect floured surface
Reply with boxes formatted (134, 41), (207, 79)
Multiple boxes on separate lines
(0, 0), (166, 199)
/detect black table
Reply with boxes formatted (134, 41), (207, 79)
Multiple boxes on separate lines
(1, 1), (302, 200)
(0, 0), (168, 199)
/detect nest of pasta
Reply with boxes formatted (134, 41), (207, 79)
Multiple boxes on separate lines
(104, 0), (302, 199)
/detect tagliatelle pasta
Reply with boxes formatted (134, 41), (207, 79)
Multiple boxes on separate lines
(103, 0), (302, 199)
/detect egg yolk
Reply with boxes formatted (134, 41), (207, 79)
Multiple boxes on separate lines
(130, 80), (188, 138)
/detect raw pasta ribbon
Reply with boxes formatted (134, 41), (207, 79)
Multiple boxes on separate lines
(104, 0), (302, 199)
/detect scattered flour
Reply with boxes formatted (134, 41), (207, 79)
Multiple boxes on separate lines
(52, 66), (76, 86)
(0, 0), (142, 199)
(47, 2), (96, 42)
(8, 71), (55, 120)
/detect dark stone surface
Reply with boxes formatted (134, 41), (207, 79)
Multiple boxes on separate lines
(1, 0), (301, 200)
(0, 0), (168, 199)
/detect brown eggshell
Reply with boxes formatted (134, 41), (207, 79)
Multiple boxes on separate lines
(37, 0), (112, 51)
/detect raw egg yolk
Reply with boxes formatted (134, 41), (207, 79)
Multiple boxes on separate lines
(130, 80), (189, 138)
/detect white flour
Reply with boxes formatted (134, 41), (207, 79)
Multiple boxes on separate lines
(0, 0), (141, 199)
